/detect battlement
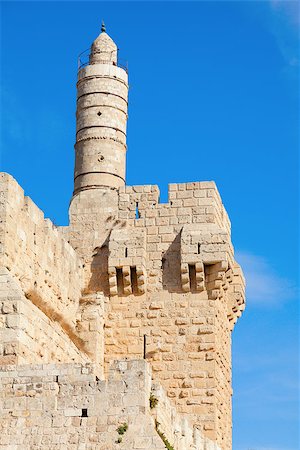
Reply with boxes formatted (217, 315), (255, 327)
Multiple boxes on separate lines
(118, 182), (231, 234)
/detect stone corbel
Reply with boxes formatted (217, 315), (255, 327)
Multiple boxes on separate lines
(136, 266), (146, 294)
(108, 266), (118, 296)
(205, 261), (229, 299)
(227, 263), (246, 330)
(122, 265), (132, 295)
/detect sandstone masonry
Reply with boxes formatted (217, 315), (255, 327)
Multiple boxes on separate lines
(0, 24), (245, 450)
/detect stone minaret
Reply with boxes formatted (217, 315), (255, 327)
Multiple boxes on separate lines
(73, 22), (128, 196)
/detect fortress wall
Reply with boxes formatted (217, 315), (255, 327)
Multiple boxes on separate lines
(100, 181), (242, 447)
(0, 173), (84, 324)
(0, 359), (213, 450)
(151, 379), (222, 450)
(0, 268), (89, 366)
(104, 289), (219, 442)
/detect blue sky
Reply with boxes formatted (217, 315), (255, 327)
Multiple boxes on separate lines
(1, 1), (299, 449)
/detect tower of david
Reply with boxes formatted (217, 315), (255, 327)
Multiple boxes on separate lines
(0, 25), (245, 450)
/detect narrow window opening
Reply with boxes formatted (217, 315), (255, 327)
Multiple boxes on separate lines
(116, 268), (124, 295)
(135, 202), (140, 219)
(55, 376), (59, 382)
(130, 266), (138, 295)
(198, 243), (201, 254)
(188, 264), (197, 293)
(81, 408), (88, 417)
(125, 247), (128, 257)
(97, 111), (102, 116)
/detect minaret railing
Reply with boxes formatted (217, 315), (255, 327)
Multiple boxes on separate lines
(77, 48), (128, 72)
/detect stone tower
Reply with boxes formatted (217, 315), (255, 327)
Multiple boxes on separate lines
(0, 24), (245, 450)
(73, 23), (128, 196)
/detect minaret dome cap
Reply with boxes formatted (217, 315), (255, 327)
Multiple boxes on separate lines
(89, 22), (117, 65)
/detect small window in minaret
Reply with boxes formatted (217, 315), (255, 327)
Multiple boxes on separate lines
(97, 111), (102, 116)
(98, 154), (104, 162)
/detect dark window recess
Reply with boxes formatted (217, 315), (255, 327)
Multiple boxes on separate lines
(130, 266), (138, 294)
(125, 247), (128, 257)
(97, 111), (102, 116)
(116, 268), (124, 295)
(203, 263), (210, 287)
(55, 376), (59, 382)
(135, 203), (140, 219)
(81, 409), (88, 417)
(198, 243), (201, 254)
(188, 264), (197, 292)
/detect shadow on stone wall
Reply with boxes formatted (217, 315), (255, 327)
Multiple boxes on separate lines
(88, 236), (110, 296)
(162, 232), (182, 293)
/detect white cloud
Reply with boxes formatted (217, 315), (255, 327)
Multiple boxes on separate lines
(267, 0), (299, 85)
(270, 0), (299, 27)
(235, 251), (297, 306)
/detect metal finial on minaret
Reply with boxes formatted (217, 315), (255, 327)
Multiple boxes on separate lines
(101, 21), (106, 33)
